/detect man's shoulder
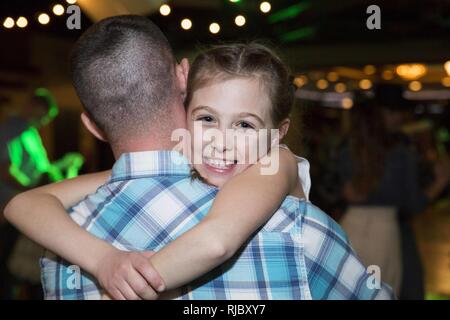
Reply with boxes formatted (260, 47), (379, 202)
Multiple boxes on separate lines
(303, 202), (349, 243)
(276, 197), (348, 244)
(68, 175), (217, 230)
(76, 174), (214, 205)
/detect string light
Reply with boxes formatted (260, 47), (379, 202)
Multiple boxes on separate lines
(53, 4), (65, 16)
(409, 81), (422, 92)
(235, 15), (246, 27)
(38, 13), (50, 25)
(396, 64), (427, 80)
(16, 17), (28, 28)
(382, 69), (394, 80)
(444, 61), (450, 76)
(3, 17), (14, 29)
(335, 83), (346, 93)
(316, 79), (329, 90)
(66, 0), (77, 4)
(260, 2), (271, 13)
(327, 72), (339, 82)
(209, 22), (220, 34)
(363, 65), (376, 75)
(300, 75), (308, 84)
(181, 18), (192, 30)
(342, 98), (353, 109)
(160, 4), (171, 16)
(359, 79), (372, 90)
(442, 77), (450, 88)
(294, 77), (305, 88)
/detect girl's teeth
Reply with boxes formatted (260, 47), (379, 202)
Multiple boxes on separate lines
(205, 158), (234, 168)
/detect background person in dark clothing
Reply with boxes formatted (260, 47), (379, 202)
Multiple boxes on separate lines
(337, 85), (450, 300)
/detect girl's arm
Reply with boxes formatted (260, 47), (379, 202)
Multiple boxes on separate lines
(4, 171), (113, 275)
(4, 171), (165, 300)
(5, 147), (301, 298)
(148, 147), (301, 290)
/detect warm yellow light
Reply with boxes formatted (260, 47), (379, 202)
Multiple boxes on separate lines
(235, 15), (246, 27)
(409, 81), (422, 92)
(342, 98), (354, 109)
(294, 77), (305, 88)
(396, 64), (427, 80)
(181, 19), (192, 30)
(382, 70), (394, 80)
(38, 13), (50, 25)
(3, 17), (14, 29)
(260, 2), (272, 13)
(359, 79), (372, 90)
(209, 22), (220, 34)
(53, 4), (65, 16)
(335, 82), (347, 93)
(316, 79), (329, 90)
(327, 72), (339, 82)
(160, 4), (171, 16)
(444, 61), (450, 76)
(16, 17), (28, 28)
(363, 65), (376, 75)
(441, 77), (450, 88)
(66, 0), (77, 4)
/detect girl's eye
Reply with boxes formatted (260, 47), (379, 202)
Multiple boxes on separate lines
(197, 116), (215, 123)
(237, 121), (255, 129)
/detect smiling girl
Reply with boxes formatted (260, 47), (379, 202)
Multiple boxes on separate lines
(5, 43), (311, 299)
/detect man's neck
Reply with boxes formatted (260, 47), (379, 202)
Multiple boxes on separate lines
(111, 133), (180, 159)
(110, 101), (187, 159)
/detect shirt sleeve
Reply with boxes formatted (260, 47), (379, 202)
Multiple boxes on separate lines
(278, 144), (312, 202)
(302, 203), (396, 300)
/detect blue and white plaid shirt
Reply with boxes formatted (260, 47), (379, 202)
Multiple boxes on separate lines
(41, 150), (394, 300)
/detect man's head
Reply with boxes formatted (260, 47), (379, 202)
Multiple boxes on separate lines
(70, 15), (188, 155)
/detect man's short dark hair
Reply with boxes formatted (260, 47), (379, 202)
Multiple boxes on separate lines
(70, 15), (177, 144)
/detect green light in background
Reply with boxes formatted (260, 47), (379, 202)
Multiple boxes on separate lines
(426, 293), (450, 300)
(269, 2), (311, 24)
(280, 26), (316, 43)
(436, 127), (450, 156)
(35, 87), (59, 126)
(7, 88), (84, 187)
(8, 127), (55, 186)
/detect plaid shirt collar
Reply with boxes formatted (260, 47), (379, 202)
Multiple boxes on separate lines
(110, 150), (192, 183)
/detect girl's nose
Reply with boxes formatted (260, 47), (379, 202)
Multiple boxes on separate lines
(211, 130), (233, 153)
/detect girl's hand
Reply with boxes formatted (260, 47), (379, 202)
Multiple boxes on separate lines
(95, 248), (165, 300)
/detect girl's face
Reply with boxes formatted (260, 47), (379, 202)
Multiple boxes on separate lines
(187, 77), (275, 188)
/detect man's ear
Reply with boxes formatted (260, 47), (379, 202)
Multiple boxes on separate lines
(80, 112), (108, 142)
(176, 58), (189, 97)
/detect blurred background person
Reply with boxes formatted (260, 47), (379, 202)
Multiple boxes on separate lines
(0, 90), (53, 299)
(336, 84), (450, 299)
(0, 89), (83, 299)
